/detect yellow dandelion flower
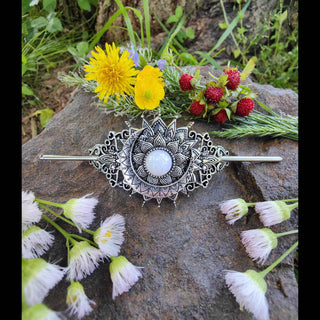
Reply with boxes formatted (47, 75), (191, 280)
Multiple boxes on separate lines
(84, 42), (139, 103)
(134, 65), (165, 110)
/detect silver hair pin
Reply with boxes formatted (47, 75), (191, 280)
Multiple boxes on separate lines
(40, 115), (282, 207)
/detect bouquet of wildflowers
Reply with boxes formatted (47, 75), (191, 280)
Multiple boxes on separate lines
(60, 41), (297, 140)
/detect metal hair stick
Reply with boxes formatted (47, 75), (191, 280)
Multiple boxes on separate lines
(40, 155), (99, 161)
(40, 154), (282, 162)
(40, 115), (282, 206)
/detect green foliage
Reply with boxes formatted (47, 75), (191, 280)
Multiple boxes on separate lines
(253, 5), (298, 92)
(210, 101), (298, 141)
(217, 0), (298, 92)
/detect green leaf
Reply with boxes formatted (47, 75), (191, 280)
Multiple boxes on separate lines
(279, 10), (288, 24)
(240, 56), (257, 80)
(230, 101), (238, 113)
(178, 52), (198, 65)
(219, 22), (228, 30)
(46, 15), (63, 33)
(43, 0), (56, 12)
(175, 6), (183, 19)
(38, 108), (54, 128)
(167, 15), (178, 24)
(212, 107), (222, 115)
(22, 64), (28, 76)
(22, 84), (34, 96)
(225, 107), (232, 119)
(218, 74), (228, 87)
(31, 16), (48, 29)
(77, 0), (91, 11)
(76, 41), (89, 57)
(139, 54), (147, 68)
(185, 28), (195, 39)
(233, 48), (241, 58)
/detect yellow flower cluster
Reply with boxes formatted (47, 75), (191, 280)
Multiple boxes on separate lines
(84, 43), (165, 110)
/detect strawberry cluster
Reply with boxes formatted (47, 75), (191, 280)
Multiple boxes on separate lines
(178, 64), (256, 123)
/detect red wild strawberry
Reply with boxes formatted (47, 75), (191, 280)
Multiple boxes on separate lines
(204, 86), (223, 104)
(236, 98), (254, 117)
(179, 74), (194, 91)
(213, 109), (228, 123)
(189, 101), (205, 116)
(224, 68), (241, 91)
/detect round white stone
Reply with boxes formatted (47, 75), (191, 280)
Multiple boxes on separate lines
(145, 149), (173, 177)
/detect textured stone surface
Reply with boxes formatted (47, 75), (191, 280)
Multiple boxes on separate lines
(22, 66), (298, 319)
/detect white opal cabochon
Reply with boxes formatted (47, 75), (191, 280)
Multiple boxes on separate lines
(145, 149), (173, 177)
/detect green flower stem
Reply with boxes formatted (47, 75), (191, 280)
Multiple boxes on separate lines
(276, 229), (298, 238)
(41, 213), (77, 246)
(35, 198), (65, 209)
(281, 198), (298, 203)
(287, 202), (299, 211)
(38, 202), (95, 236)
(70, 233), (98, 248)
(259, 240), (298, 278)
(246, 198), (298, 206)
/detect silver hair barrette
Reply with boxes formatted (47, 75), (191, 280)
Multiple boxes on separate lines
(40, 114), (282, 206)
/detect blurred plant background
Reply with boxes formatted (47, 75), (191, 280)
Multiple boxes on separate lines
(21, 0), (298, 144)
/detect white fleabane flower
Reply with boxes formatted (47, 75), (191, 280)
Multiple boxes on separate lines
(22, 258), (66, 307)
(22, 191), (42, 231)
(220, 198), (250, 224)
(94, 214), (125, 257)
(66, 281), (96, 319)
(22, 226), (55, 259)
(255, 200), (298, 226)
(225, 269), (269, 320)
(61, 194), (98, 232)
(109, 256), (143, 300)
(68, 241), (104, 281)
(240, 228), (278, 264)
(21, 303), (65, 320)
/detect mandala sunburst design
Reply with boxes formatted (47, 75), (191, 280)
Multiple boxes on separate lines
(88, 116), (229, 206)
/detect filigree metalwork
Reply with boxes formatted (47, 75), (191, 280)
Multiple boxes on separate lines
(88, 115), (229, 206)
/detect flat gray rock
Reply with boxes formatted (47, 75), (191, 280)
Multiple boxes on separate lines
(22, 66), (298, 319)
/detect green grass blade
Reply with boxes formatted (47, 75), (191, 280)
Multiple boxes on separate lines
(88, 9), (123, 50)
(115, 0), (136, 48)
(255, 99), (279, 116)
(143, 0), (151, 50)
(199, 0), (251, 65)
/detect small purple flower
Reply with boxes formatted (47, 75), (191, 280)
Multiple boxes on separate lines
(157, 59), (166, 70)
(127, 43), (140, 67)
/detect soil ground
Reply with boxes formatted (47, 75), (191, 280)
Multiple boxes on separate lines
(22, 61), (78, 145)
